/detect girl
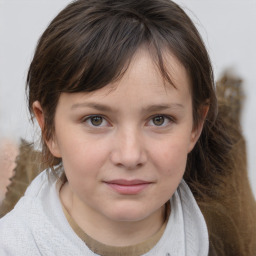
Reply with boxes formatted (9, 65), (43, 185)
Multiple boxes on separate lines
(0, 0), (255, 255)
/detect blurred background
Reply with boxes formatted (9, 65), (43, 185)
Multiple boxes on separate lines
(0, 0), (255, 197)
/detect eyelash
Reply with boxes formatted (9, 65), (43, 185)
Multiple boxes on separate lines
(82, 114), (175, 128)
(82, 115), (110, 127)
(147, 115), (175, 127)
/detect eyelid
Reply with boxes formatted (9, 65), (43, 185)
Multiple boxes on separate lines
(146, 114), (175, 127)
(82, 114), (111, 127)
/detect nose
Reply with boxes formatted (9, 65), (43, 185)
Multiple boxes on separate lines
(110, 128), (147, 170)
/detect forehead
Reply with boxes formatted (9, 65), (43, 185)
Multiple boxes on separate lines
(57, 47), (192, 110)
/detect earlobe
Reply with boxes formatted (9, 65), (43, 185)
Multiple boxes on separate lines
(32, 101), (61, 158)
(46, 137), (62, 158)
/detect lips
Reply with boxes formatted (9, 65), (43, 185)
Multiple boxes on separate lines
(104, 179), (152, 195)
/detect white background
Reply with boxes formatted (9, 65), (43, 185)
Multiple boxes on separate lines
(0, 0), (255, 197)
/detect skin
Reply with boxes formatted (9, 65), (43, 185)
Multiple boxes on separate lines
(33, 47), (206, 246)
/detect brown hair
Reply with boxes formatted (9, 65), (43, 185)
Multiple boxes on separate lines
(26, 1), (255, 254)
(27, 0), (216, 167)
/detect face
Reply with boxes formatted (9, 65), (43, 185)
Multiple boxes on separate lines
(37, 48), (202, 230)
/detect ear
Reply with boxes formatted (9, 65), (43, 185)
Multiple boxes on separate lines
(33, 101), (45, 130)
(32, 101), (62, 158)
(188, 104), (209, 153)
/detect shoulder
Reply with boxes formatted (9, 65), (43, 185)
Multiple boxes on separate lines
(0, 169), (53, 220)
(0, 170), (57, 254)
(0, 169), (89, 255)
(0, 197), (37, 254)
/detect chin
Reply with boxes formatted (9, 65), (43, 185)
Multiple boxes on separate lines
(104, 204), (157, 223)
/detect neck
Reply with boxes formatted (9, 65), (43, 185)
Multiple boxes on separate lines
(60, 182), (165, 246)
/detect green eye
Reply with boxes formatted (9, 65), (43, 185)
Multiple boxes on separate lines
(90, 116), (103, 126)
(152, 116), (165, 126)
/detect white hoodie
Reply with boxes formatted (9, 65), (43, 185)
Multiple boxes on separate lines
(0, 170), (209, 256)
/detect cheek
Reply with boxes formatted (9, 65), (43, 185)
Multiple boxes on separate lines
(59, 137), (106, 177)
(61, 144), (103, 196)
(152, 138), (189, 176)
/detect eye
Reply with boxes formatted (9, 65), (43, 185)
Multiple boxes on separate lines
(152, 116), (165, 126)
(147, 115), (173, 127)
(83, 115), (109, 127)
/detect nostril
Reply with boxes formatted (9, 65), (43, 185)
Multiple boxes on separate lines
(110, 150), (146, 169)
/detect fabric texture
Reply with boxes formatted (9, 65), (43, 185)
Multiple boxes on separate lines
(61, 204), (168, 256)
(0, 169), (209, 256)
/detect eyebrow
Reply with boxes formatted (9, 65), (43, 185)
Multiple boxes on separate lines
(142, 103), (184, 113)
(71, 102), (184, 113)
(71, 102), (113, 112)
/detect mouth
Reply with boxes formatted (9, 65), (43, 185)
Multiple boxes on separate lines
(104, 179), (153, 195)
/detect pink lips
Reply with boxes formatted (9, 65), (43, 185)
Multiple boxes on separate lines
(104, 179), (152, 195)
